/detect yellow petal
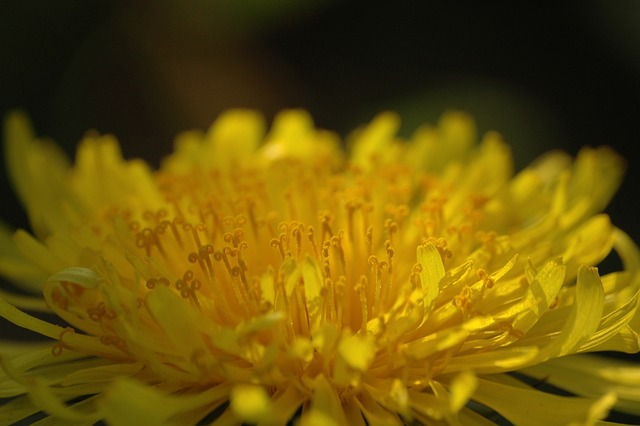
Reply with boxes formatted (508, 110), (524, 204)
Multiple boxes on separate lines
(334, 333), (376, 386)
(338, 334), (375, 371)
(448, 370), (478, 413)
(230, 384), (272, 423)
(0, 394), (40, 425)
(354, 390), (403, 426)
(472, 377), (616, 426)
(543, 265), (605, 359)
(350, 112), (400, 170)
(521, 354), (640, 416)
(259, 385), (306, 426)
(0, 221), (49, 291)
(13, 230), (66, 276)
(300, 409), (342, 426)
(302, 375), (348, 425)
(3, 111), (71, 238)
(0, 356), (100, 423)
(145, 285), (207, 364)
(47, 267), (101, 289)
(417, 243), (445, 312)
(207, 109), (264, 166)
(99, 378), (231, 426)
(444, 346), (539, 375)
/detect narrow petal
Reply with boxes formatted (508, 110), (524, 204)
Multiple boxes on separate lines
(448, 370), (478, 413)
(472, 376), (616, 426)
(3, 111), (71, 238)
(229, 384), (272, 424)
(532, 265), (605, 362)
(0, 356), (101, 423)
(417, 243), (445, 313)
(99, 378), (231, 426)
(521, 354), (640, 416)
(301, 375), (348, 425)
(0, 394), (40, 425)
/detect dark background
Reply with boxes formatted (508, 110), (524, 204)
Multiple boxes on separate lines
(2, 1), (639, 239)
(1, 1), (640, 421)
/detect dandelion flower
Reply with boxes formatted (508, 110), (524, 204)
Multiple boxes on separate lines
(1, 109), (639, 425)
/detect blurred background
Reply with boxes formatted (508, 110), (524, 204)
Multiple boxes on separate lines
(2, 4), (640, 289)
(1, 1), (640, 422)
(2, 1), (640, 237)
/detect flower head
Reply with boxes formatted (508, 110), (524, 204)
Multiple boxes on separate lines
(1, 110), (639, 425)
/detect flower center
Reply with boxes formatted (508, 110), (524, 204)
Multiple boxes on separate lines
(44, 144), (517, 388)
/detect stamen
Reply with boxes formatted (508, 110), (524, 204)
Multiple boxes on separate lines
(453, 286), (473, 315)
(100, 335), (128, 352)
(187, 244), (215, 278)
(356, 275), (369, 333)
(324, 277), (337, 325)
(270, 235), (286, 260)
(87, 301), (117, 322)
(320, 212), (334, 240)
(136, 228), (163, 257)
(169, 218), (185, 247)
(409, 264), (422, 291)
(365, 226), (374, 255)
(476, 268), (495, 289)
(330, 231), (347, 275)
(143, 208), (168, 225)
(176, 270), (201, 307)
(51, 327), (75, 356)
(215, 248), (250, 315)
(186, 223), (206, 249)
(292, 224), (303, 259)
(384, 219), (397, 246)
(146, 277), (170, 290)
(386, 244), (395, 276)
(345, 200), (358, 242)
(369, 255), (390, 313)
(166, 194), (186, 220)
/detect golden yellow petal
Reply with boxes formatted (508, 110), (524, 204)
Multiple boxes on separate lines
(338, 334), (375, 372)
(12, 230), (66, 276)
(522, 354), (640, 416)
(0, 356), (101, 423)
(259, 385), (306, 426)
(350, 112), (400, 170)
(207, 109), (264, 166)
(301, 375), (348, 425)
(0, 221), (50, 291)
(99, 378), (231, 426)
(354, 390), (403, 426)
(334, 333), (376, 386)
(299, 409), (342, 426)
(0, 394), (40, 425)
(550, 266), (605, 358)
(473, 377), (616, 426)
(417, 243), (445, 312)
(229, 384), (272, 423)
(3, 111), (71, 239)
(444, 346), (539, 375)
(448, 370), (478, 413)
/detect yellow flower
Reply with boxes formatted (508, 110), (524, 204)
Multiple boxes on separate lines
(1, 109), (639, 425)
